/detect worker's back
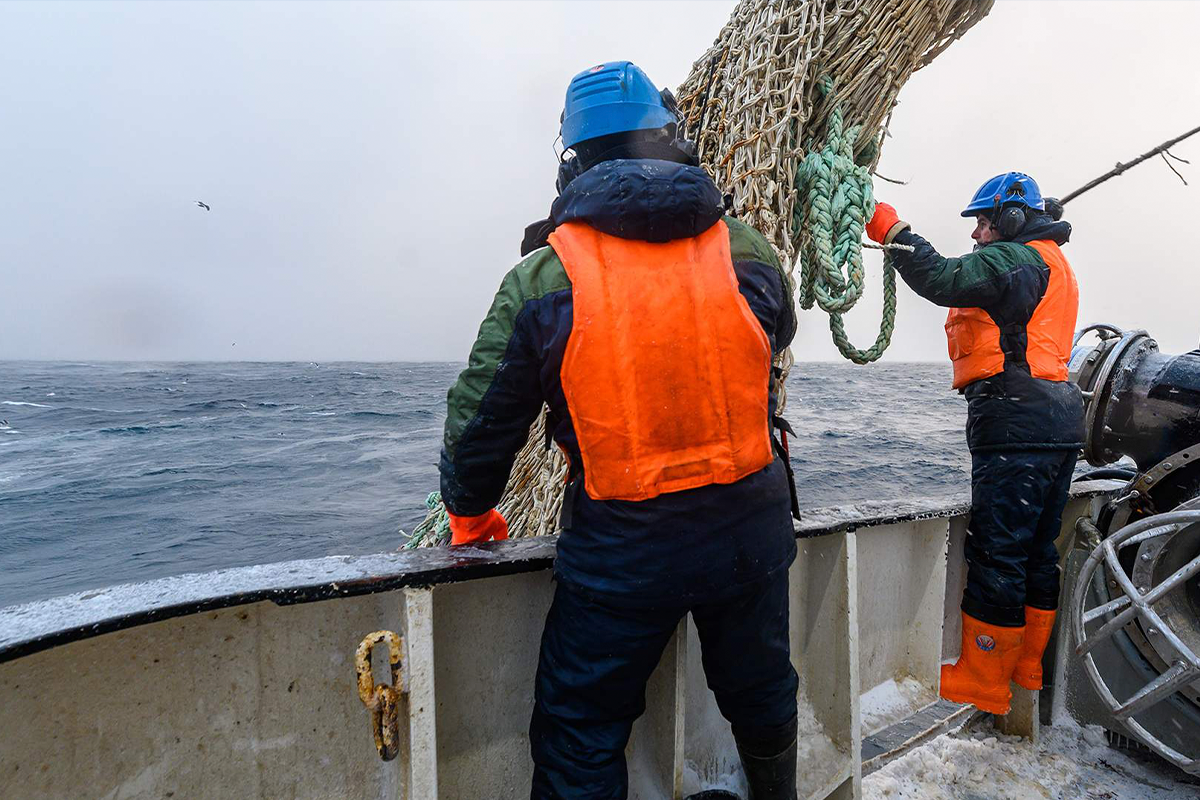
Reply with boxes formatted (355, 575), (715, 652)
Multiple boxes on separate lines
(440, 155), (798, 605)
(441, 62), (804, 800)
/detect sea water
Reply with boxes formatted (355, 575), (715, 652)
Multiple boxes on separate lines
(0, 361), (968, 608)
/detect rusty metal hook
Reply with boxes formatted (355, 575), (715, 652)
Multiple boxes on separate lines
(355, 629), (405, 761)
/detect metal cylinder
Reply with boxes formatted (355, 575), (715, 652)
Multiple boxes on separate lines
(1071, 326), (1200, 471)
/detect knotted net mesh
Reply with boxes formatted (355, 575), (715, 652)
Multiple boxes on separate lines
(407, 0), (993, 547)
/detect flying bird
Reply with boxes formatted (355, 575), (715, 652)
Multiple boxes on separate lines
(195, 201), (210, 211)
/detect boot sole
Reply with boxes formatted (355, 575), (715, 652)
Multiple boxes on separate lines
(939, 686), (1011, 715)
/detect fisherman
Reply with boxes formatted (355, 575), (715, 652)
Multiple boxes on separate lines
(866, 173), (1083, 716)
(438, 61), (800, 799)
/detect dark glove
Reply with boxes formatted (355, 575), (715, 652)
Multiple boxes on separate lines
(1043, 197), (1064, 221)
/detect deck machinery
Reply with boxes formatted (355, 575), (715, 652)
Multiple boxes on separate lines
(1062, 324), (1200, 774)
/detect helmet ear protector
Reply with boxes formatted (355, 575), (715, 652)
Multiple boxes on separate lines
(995, 205), (1027, 239)
(555, 88), (697, 195)
(991, 180), (1027, 239)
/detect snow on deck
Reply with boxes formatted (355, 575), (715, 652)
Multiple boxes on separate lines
(861, 677), (937, 737)
(682, 693), (844, 797)
(864, 718), (1200, 799)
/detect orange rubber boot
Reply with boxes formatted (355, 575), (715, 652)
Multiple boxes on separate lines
(1012, 607), (1056, 690)
(939, 612), (1025, 715)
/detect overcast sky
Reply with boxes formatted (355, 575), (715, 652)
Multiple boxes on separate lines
(2, 1), (1198, 363)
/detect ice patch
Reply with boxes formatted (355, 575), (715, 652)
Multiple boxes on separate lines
(681, 694), (845, 798)
(861, 676), (935, 736)
(2, 401), (51, 408)
(863, 718), (1198, 799)
(682, 759), (746, 797)
(795, 695), (845, 792)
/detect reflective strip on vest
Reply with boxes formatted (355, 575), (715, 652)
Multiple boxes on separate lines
(944, 240), (1079, 390)
(548, 220), (774, 502)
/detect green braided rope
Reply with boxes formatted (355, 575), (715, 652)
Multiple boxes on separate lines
(403, 491), (451, 548)
(794, 77), (897, 365)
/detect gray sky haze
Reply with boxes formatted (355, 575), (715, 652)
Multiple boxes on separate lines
(2, 1), (1198, 362)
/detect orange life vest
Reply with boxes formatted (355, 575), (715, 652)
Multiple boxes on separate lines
(547, 220), (774, 502)
(945, 240), (1079, 390)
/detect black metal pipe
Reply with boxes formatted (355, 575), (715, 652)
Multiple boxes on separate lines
(1097, 348), (1200, 471)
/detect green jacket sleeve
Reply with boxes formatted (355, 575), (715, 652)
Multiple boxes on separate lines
(890, 229), (1048, 311)
(438, 249), (569, 516)
(726, 217), (797, 354)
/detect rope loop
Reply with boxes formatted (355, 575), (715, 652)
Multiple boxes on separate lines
(794, 77), (897, 365)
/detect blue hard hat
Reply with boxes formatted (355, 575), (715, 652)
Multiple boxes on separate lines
(961, 172), (1045, 217)
(560, 61), (677, 150)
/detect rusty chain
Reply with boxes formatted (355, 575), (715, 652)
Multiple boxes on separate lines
(355, 629), (405, 762)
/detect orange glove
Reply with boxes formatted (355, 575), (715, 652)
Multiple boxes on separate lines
(448, 509), (509, 546)
(865, 202), (908, 244)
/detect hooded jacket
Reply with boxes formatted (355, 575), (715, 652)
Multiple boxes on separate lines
(888, 214), (1085, 452)
(439, 159), (798, 604)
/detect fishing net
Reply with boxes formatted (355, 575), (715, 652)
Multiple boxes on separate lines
(406, 0), (993, 547)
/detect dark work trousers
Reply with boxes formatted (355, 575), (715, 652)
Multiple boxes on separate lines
(961, 448), (1078, 627)
(529, 570), (799, 800)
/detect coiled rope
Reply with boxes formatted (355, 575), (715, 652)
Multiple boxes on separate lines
(794, 78), (907, 365)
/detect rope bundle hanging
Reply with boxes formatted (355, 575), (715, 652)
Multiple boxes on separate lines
(406, 0), (995, 546)
(793, 77), (897, 365)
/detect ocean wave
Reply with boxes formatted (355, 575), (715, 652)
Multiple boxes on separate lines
(98, 424), (185, 435)
(183, 399), (252, 411)
(2, 401), (52, 408)
(98, 426), (153, 435)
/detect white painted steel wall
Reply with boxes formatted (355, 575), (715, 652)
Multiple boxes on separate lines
(0, 494), (1099, 799)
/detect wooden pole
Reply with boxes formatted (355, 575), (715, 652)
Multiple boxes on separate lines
(1060, 124), (1200, 205)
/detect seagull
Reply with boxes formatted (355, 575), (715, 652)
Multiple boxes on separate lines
(195, 201), (210, 211)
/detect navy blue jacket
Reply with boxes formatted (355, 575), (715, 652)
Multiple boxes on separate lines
(440, 160), (798, 605)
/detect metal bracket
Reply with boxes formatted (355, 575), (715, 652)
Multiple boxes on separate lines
(1071, 327), (1152, 465)
(1131, 442), (1200, 514)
